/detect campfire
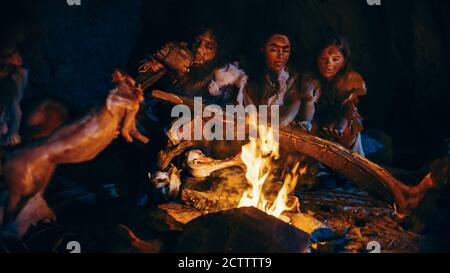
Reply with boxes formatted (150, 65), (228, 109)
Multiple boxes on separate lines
(142, 90), (448, 253)
(238, 116), (306, 221)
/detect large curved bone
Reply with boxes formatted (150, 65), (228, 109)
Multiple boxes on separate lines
(185, 149), (243, 178)
(278, 126), (447, 215)
(152, 90), (448, 215)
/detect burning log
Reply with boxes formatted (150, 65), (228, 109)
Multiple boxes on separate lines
(180, 168), (421, 252)
(177, 207), (311, 253)
(151, 90), (449, 216)
(180, 168), (328, 235)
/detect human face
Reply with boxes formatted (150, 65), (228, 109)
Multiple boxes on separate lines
(317, 44), (346, 81)
(264, 34), (291, 74)
(192, 30), (218, 66)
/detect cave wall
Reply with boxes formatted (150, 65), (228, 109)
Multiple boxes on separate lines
(17, 0), (142, 110)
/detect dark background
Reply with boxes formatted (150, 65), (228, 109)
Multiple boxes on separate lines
(2, 0), (449, 170)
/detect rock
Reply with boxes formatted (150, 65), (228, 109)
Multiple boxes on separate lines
(311, 228), (338, 243)
(309, 227), (350, 253)
(158, 203), (203, 226)
(181, 168), (246, 213)
(177, 207), (310, 253)
(287, 212), (329, 234)
(181, 188), (240, 214)
(134, 204), (203, 233)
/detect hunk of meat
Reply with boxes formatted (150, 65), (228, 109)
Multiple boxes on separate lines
(2, 71), (149, 227)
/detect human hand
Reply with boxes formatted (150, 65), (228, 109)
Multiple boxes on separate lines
(323, 118), (349, 137)
(295, 120), (312, 132)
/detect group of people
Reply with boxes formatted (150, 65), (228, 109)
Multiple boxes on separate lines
(137, 28), (367, 156)
(0, 23), (372, 242)
(0, 25), (368, 193)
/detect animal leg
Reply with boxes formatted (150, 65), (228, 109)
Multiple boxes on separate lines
(121, 107), (149, 144)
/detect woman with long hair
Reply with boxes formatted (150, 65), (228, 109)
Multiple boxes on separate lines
(298, 33), (367, 156)
(240, 29), (302, 128)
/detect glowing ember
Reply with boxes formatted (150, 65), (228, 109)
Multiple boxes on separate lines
(238, 118), (305, 221)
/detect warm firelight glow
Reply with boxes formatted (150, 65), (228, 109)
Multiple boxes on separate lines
(238, 118), (306, 221)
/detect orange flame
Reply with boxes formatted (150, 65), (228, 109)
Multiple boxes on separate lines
(238, 117), (305, 220)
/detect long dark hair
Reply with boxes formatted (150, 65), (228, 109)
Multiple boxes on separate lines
(311, 32), (353, 121)
(178, 26), (233, 94)
(313, 32), (352, 82)
(187, 25), (233, 69)
(244, 27), (298, 80)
